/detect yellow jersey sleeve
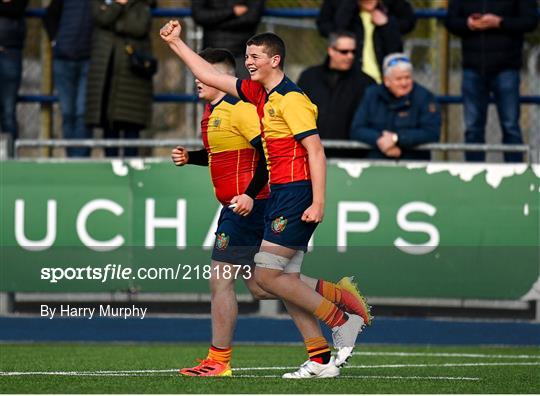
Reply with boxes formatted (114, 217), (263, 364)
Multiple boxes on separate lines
(231, 101), (261, 144)
(280, 91), (319, 141)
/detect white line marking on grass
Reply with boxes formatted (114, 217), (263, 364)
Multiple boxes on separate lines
(234, 362), (540, 370)
(345, 362), (540, 369)
(0, 369), (177, 376)
(352, 352), (540, 359)
(234, 375), (480, 381)
(1, 362), (538, 377)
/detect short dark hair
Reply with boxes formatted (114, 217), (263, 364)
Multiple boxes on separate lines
(198, 48), (236, 75)
(328, 31), (356, 48)
(246, 32), (286, 70)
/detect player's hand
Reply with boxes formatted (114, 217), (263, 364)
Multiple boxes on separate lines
(301, 202), (324, 223)
(230, 194), (254, 216)
(171, 146), (189, 166)
(160, 20), (182, 44)
(115, 0), (128, 4)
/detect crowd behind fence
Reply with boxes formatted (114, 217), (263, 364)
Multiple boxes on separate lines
(4, 2), (540, 163)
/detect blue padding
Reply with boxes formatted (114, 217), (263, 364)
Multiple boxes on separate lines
(1, 316), (539, 345)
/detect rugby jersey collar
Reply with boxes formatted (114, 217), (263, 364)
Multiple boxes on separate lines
(265, 75), (289, 102)
(209, 94), (239, 111)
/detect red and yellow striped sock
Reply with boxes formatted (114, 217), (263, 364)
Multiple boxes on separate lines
(207, 345), (232, 365)
(316, 279), (342, 304)
(305, 336), (331, 364)
(314, 298), (348, 328)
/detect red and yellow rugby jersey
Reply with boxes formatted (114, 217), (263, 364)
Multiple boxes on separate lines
(201, 94), (270, 205)
(236, 77), (319, 185)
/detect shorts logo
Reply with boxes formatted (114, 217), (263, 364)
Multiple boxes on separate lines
(215, 233), (229, 250)
(271, 216), (287, 234)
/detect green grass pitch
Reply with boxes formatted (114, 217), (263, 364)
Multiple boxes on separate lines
(1, 343), (539, 393)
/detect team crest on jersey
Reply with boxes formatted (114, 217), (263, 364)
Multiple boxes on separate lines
(212, 117), (221, 128)
(271, 216), (287, 234)
(268, 108), (275, 117)
(215, 233), (229, 250)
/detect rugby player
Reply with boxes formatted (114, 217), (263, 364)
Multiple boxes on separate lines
(162, 24), (372, 379)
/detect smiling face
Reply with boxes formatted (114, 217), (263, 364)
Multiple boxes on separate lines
(328, 36), (356, 71)
(384, 67), (414, 98)
(244, 44), (281, 83)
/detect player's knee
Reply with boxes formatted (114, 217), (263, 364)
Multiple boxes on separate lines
(248, 286), (274, 300)
(245, 277), (275, 300)
(209, 272), (235, 295)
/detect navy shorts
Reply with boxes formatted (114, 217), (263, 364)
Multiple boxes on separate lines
(211, 199), (267, 266)
(263, 181), (318, 252)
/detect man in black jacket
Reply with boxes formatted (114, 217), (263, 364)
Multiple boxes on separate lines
(297, 31), (374, 158)
(0, 0), (29, 143)
(445, 0), (538, 162)
(192, 0), (265, 79)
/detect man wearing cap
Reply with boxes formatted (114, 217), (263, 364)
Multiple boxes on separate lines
(350, 53), (441, 160)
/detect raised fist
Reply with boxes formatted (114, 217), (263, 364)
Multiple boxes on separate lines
(160, 20), (182, 43)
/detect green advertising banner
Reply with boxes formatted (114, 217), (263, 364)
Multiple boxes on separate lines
(1, 160), (538, 300)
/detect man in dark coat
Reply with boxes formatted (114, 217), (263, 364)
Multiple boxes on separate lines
(298, 31), (374, 158)
(445, 0), (538, 163)
(316, 0), (403, 82)
(318, 0), (416, 36)
(44, 0), (93, 157)
(192, 0), (265, 78)
(86, 0), (155, 157)
(0, 0), (29, 144)
(350, 53), (441, 160)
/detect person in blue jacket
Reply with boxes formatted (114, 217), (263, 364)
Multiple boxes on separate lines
(350, 53), (440, 160)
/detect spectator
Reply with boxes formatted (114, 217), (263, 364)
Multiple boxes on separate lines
(445, 0), (538, 163)
(318, 0), (416, 36)
(350, 53), (441, 160)
(192, 0), (265, 79)
(85, 0), (155, 157)
(297, 31), (374, 157)
(44, 0), (93, 157)
(316, 0), (405, 83)
(0, 0), (29, 144)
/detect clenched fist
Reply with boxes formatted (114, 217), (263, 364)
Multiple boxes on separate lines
(160, 20), (182, 43)
(171, 146), (189, 166)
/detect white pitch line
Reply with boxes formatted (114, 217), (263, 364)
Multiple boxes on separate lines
(234, 375), (480, 381)
(1, 362), (538, 377)
(352, 352), (540, 359)
(233, 362), (540, 370)
(0, 369), (177, 376)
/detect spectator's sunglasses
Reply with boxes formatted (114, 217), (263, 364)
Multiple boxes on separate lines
(332, 47), (356, 55)
(387, 57), (411, 67)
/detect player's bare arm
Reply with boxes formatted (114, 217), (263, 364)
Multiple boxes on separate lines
(300, 134), (326, 223)
(160, 20), (239, 98)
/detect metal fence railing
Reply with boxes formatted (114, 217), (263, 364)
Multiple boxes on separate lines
(11, 139), (534, 163)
